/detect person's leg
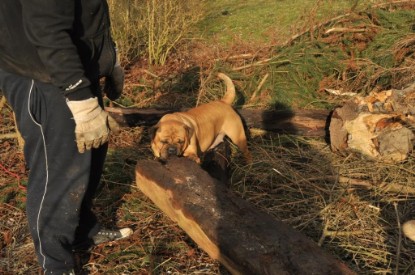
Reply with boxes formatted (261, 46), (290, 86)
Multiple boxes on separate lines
(1, 70), (96, 273)
(72, 83), (133, 249)
(72, 82), (107, 246)
(73, 86), (132, 248)
(74, 144), (107, 246)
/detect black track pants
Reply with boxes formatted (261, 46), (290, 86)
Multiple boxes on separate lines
(0, 69), (106, 273)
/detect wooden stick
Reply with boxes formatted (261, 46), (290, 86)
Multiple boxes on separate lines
(0, 95), (6, 111)
(13, 112), (24, 151)
(0, 133), (18, 140)
(232, 58), (273, 71)
(250, 73), (269, 101)
(323, 228), (382, 237)
(325, 27), (367, 34)
(393, 203), (402, 275)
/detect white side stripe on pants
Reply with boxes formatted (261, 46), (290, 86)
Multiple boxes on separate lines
(27, 79), (49, 270)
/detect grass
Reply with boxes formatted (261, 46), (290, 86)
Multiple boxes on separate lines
(197, 0), (385, 44)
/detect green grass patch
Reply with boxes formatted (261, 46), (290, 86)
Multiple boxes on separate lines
(197, 0), (381, 44)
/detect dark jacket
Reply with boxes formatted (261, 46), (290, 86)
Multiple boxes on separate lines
(0, 0), (116, 100)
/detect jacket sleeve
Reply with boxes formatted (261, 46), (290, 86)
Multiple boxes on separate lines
(20, 0), (93, 100)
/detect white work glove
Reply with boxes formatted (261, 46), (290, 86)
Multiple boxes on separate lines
(66, 97), (120, 153)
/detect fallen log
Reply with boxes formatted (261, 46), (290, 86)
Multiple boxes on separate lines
(135, 158), (355, 275)
(106, 106), (330, 137)
(105, 106), (176, 127)
(238, 108), (329, 137)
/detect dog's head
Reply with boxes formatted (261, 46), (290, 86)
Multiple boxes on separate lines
(150, 120), (193, 161)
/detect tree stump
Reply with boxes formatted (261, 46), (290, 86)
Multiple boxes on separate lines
(329, 87), (415, 162)
(135, 158), (355, 275)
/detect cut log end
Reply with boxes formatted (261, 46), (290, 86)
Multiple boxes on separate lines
(329, 89), (415, 163)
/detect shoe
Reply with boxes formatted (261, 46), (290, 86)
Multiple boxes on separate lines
(44, 269), (75, 275)
(92, 227), (133, 245)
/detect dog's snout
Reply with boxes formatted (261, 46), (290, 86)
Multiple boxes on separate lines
(168, 147), (178, 155)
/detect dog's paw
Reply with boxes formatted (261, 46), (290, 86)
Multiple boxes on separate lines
(186, 154), (201, 164)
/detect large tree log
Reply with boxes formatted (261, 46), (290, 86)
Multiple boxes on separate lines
(238, 108), (329, 137)
(135, 158), (355, 275)
(105, 106), (176, 127)
(106, 106), (330, 137)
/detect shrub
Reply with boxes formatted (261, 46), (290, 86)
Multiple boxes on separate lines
(107, 0), (205, 65)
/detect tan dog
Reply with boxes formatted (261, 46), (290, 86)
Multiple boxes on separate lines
(151, 73), (251, 164)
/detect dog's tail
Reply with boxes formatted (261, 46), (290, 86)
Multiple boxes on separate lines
(217, 72), (236, 105)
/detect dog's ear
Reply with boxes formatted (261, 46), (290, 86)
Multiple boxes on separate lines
(150, 124), (160, 140)
(184, 125), (194, 140)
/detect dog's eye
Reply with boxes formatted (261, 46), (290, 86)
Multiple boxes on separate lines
(177, 140), (184, 144)
(161, 140), (168, 144)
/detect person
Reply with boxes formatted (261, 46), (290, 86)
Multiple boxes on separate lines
(0, 0), (132, 274)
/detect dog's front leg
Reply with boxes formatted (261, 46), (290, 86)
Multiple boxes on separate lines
(183, 147), (200, 163)
(183, 136), (201, 163)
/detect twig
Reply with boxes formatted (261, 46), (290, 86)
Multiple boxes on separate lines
(323, 228), (382, 237)
(124, 83), (152, 88)
(0, 95), (6, 111)
(281, 14), (350, 47)
(196, 71), (215, 107)
(324, 88), (357, 97)
(232, 58), (291, 71)
(373, 0), (415, 9)
(318, 222), (329, 246)
(227, 53), (254, 60)
(338, 176), (373, 188)
(215, 53), (254, 62)
(325, 27), (367, 34)
(250, 73), (269, 101)
(338, 176), (415, 195)
(0, 133), (18, 140)
(0, 96), (24, 148)
(232, 58), (272, 71)
(380, 183), (415, 195)
(142, 69), (159, 78)
(394, 202), (401, 275)
(281, 1), (414, 48)
(0, 163), (25, 191)
(401, 81), (415, 93)
(13, 112), (24, 151)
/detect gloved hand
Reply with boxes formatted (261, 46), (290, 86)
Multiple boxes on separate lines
(66, 97), (120, 153)
(103, 49), (124, 101)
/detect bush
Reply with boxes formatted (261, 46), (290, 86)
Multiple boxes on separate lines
(107, 0), (205, 65)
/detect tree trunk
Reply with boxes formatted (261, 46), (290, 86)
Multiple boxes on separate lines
(135, 158), (355, 275)
(105, 106), (330, 137)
